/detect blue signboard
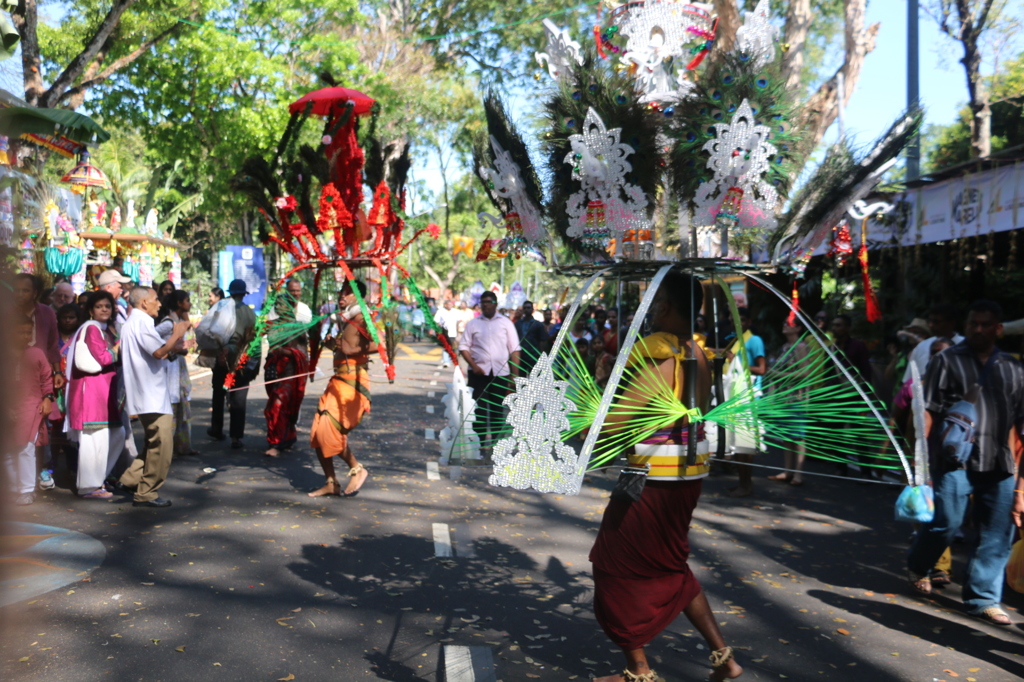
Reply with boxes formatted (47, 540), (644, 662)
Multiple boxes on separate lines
(219, 246), (267, 310)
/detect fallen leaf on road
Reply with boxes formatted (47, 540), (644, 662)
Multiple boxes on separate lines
(278, 675), (295, 681)
(19, 657), (29, 662)
(175, 646), (185, 653)
(186, 613), (200, 617)
(581, 658), (597, 665)
(151, 639), (160, 645)
(291, 608), (302, 613)
(944, 671), (959, 677)
(836, 629), (850, 636)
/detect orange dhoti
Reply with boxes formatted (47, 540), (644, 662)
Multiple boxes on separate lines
(310, 362), (370, 457)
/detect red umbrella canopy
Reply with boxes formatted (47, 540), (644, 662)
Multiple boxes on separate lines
(289, 87), (375, 117)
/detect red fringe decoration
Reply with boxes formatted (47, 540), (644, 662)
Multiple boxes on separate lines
(325, 114), (365, 217)
(858, 244), (882, 323)
(594, 25), (607, 59)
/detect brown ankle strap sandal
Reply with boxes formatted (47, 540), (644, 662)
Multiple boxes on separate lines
(621, 670), (663, 682)
(709, 646), (734, 668)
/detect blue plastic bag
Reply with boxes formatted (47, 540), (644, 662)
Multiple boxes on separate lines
(895, 484), (935, 523)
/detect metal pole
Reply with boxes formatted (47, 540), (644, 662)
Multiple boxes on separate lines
(907, 0), (921, 181)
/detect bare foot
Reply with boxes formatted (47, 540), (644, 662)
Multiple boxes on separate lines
(308, 479), (341, 497)
(265, 448), (280, 458)
(343, 466), (369, 496)
(727, 486), (753, 498)
(789, 478), (803, 486)
(710, 659), (743, 681)
(767, 473), (789, 482)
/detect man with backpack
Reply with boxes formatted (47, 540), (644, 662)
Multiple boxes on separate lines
(207, 279), (259, 449)
(907, 300), (1024, 626)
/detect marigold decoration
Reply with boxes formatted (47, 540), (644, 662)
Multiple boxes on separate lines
(476, 238), (508, 262)
(426, 223), (441, 239)
(275, 195), (298, 212)
(0, 136), (9, 166)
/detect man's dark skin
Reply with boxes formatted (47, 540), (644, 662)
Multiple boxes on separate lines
(595, 285), (742, 682)
(15, 276), (65, 390)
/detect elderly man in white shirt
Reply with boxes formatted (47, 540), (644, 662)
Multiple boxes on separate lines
(459, 291), (520, 443)
(118, 286), (190, 508)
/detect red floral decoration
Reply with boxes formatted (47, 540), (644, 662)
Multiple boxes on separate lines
(426, 223), (440, 239)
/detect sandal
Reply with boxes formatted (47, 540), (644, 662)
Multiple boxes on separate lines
(594, 670), (661, 682)
(709, 646), (741, 681)
(908, 571), (932, 595)
(80, 488), (113, 500)
(341, 464), (368, 497)
(972, 606), (1012, 627)
(930, 569), (951, 587)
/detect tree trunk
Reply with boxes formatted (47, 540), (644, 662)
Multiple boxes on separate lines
(799, 0), (879, 150)
(781, 0), (813, 91)
(37, 0), (142, 108)
(711, 0), (741, 54)
(11, 0), (43, 105)
(954, 0), (994, 158)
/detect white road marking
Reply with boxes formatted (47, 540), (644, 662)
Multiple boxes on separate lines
(432, 523), (453, 557)
(433, 371), (440, 376)
(444, 646), (496, 682)
(425, 428), (435, 440)
(449, 465), (462, 481)
(426, 405), (435, 414)
(430, 380), (438, 386)
(428, 391), (436, 398)
(451, 524), (476, 558)
(426, 461), (440, 481)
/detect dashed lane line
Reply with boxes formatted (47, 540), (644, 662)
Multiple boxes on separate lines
(443, 645), (496, 682)
(432, 523), (453, 557)
(426, 461), (440, 481)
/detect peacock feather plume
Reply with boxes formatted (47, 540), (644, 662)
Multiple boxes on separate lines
(541, 48), (664, 258)
(666, 52), (805, 209)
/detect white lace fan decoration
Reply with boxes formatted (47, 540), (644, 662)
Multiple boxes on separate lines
(563, 108), (650, 250)
(479, 135), (546, 252)
(535, 19), (583, 81)
(615, 1), (715, 103)
(734, 0), (779, 71)
(693, 98), (779, 234)
(489, 353), (580, 495)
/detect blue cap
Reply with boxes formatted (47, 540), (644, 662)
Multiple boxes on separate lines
(228, 279), (248, 296)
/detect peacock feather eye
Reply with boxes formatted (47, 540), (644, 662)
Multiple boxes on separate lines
(711, 90), (723, 100)
(699, 107), (709, 116)
(686, 131), (697, 142)
(727, 103), (737, 113)
(722, 73), (734, 84)
(565, 118), (576, 128)
(705, 126), (715, 135)
(588, 84), (598, 93)
(616, 94), (627, 104)
(572, 91), (581, 100)
(739, 53), (751, 62)
(711, 109), (723, 120)
(756, 77), (768, 89)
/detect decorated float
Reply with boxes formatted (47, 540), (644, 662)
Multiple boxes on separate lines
(439, 0), (930, 514)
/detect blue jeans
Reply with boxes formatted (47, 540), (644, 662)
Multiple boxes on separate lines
(907, 468), (1016, 613)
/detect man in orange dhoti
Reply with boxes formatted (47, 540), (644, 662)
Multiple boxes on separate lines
(308, 281), (375, 497)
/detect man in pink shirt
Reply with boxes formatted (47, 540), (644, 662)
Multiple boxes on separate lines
(459, 291), (520, 443)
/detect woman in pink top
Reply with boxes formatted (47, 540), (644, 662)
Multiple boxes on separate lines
(65, 291), (126, 499)
(5, 316), (54, 505)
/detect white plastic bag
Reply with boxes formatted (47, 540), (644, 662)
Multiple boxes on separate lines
(194, 299), (236, 350)
(74, 321), (103, 374)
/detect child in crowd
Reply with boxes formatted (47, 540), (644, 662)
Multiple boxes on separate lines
(6, 316), (54, 505)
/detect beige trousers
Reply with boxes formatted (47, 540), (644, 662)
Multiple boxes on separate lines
(120, 413), (174, 502)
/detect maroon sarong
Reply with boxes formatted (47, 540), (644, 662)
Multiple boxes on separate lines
(589, 479), (703, 650)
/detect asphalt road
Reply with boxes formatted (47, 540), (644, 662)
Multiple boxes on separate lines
(3, 340), (1024, 681)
